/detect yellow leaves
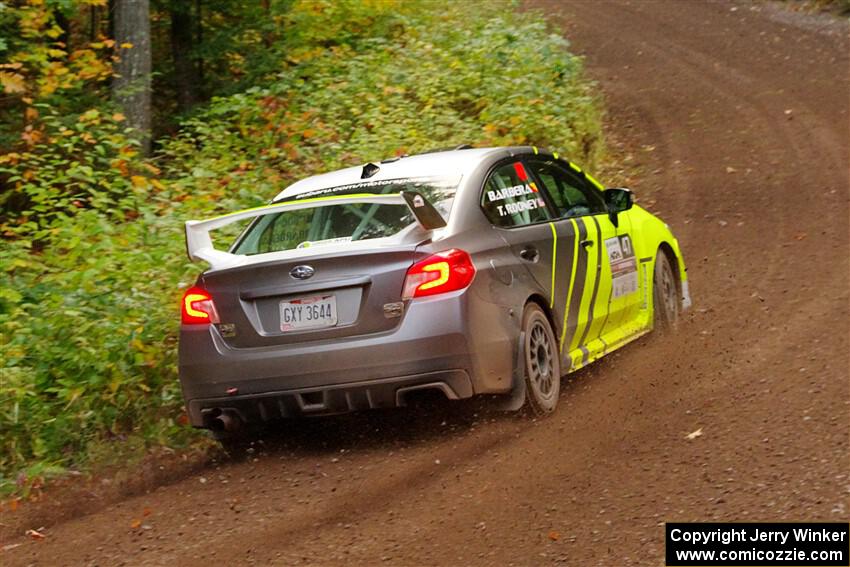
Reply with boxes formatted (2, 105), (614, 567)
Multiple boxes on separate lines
(111, 159), (130, 176)
(21, 125), (43, 146)
(120, 42), (134, 50)
(130, 175), (149, 188)
(45, 25), (64, 39)
(112, 113), (126, 122)
(83, 0), (108, 6)
(79, 108), (101, 123)
(142, 163), (160, 175)
(25, 107), (39, 122)
(0, 71), (27, 94)
(38, 75), (59, 96)
(90, 38), (115, 49)
(0, 152), (22, 165)
(381, 85), (406, 96)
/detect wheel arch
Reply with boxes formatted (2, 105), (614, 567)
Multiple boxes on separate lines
(656, 241), (682, 300)
(524, 293), (560, 339)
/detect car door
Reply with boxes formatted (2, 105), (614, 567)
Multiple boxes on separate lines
(479, 159), (558, 305)
(525, 157), (625, 370)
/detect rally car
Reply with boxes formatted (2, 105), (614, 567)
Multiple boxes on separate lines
(179, 146), (690, 440)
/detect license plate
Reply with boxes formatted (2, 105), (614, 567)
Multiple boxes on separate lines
(280, 295), (337, 332)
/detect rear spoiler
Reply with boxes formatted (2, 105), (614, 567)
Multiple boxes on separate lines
(185, 191), (446, 270)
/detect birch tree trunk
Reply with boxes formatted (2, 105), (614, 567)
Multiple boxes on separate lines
(113, 0), (152, 155)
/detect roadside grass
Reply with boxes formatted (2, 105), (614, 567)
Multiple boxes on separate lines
(0, 0), (605, 497)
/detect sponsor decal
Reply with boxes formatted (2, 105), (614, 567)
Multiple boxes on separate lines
(296, 236), (352, 249)
(287, 177), (430, 201)
(605, 234), (638, 298)
(486, 182), (536, 202)
(496, 195), (547, 217)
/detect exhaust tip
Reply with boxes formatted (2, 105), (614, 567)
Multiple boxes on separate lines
(203, 408), (242, 432)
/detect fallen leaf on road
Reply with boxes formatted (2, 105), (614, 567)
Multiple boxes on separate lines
(548, 530), (560, 541)
(130, 519), (142, 529)
(725, 166), (737, 173)
(143, 507), (152, 517)
(25, 529), (45, 540)
(686, 428), (703, 440)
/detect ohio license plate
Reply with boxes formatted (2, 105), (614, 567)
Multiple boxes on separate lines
(280, 295), (337, 332)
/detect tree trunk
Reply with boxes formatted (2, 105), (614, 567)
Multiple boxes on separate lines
(170, 0), (200, 112)
(196, 0), (204, 85)
(113, 0), (152, 155)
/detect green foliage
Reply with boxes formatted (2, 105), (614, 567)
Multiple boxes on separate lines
(162, 1), (602, 200)
(0, 106), (147, 233)
(0, 0), (604, 493)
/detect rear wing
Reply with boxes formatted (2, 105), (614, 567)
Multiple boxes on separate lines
(185, 191), (446, 270)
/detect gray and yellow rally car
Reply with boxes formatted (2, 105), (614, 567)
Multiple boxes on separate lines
(179, 146), (690, 437)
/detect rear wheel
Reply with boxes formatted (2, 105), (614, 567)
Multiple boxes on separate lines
(522, 303), (561, 415)
(653, 251), (679, 331)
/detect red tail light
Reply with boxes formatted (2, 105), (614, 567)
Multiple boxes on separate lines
(402, 249), (476, 299)
(181, 286), (220, 325)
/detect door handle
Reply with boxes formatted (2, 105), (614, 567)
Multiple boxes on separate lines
(580, 239), (594, 248)
(519, 246), (539, 262)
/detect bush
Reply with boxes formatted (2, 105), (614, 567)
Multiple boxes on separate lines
(0, 0), (603, 492)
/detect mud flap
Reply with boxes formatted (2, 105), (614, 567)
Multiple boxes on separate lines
(496, 330), (527, 411)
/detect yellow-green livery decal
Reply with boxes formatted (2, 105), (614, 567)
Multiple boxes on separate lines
(563, 218), (589, 354)
(559, 218), (589, 352)
(549, 222), (558, 308)
(585, 172), (604, 190)
(576, 216), (603, 366)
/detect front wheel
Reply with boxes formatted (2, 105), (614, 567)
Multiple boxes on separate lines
(522, 303), (561, 415)
(653, 251), (679, 331)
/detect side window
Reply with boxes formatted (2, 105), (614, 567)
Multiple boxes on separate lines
(481, 161), (551, 227)
(527, 160), (606, 218)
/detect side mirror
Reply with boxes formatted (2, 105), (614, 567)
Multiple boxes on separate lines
(603, 188), (633, 228)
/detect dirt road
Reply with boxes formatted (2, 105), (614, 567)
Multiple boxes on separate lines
(3, 2), (848, 565)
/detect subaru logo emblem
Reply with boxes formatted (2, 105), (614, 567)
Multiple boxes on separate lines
(290, 265), (315, 280)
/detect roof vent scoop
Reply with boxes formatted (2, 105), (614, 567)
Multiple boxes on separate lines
(361, 162), (380, 179)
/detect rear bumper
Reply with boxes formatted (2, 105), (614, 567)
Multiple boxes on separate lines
(188, 370), (473, 426)
(179, 293), (477, 427)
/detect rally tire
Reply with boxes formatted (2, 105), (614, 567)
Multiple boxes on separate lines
(653, 251), (679, 331)
(522, 303), (561, 415)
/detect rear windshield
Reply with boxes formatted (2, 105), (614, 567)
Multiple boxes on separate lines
(231, 176), (458, 256)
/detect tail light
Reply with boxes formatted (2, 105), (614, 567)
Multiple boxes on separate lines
(181, 286), (220, 325)
(402, 249), (476, 299)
